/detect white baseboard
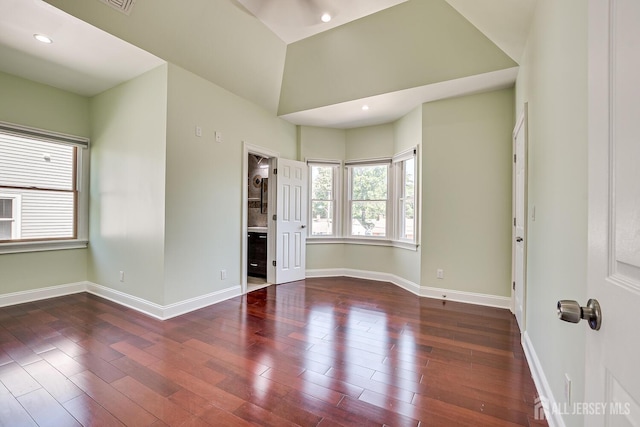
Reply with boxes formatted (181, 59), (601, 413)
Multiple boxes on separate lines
(161, 285), (241, 319)
(0, 281), (87, 307)
(522, 331), (565, 427)
(421, 285), (511, 309)
(0, 281), (241, 321)
(86, 282), (242, 320)
(306, 268), (511, 309)
(85, 283), (166, 320)
(306, 268), (422, 296)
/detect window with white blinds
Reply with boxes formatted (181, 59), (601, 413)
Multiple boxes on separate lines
(0, 122), (88, 244)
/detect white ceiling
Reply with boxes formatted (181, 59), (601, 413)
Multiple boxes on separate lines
(0, 0), (164, 97)
(0, 0), (536, 128)
(281, 67), (519, 129)
(235, 0), (408, 44)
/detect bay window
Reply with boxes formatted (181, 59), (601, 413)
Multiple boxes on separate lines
(307, 147), (418, 248)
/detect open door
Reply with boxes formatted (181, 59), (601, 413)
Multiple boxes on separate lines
(582, 0), (640, 424)
(273, 158), (308, 284)
(512, 106), (528, 332)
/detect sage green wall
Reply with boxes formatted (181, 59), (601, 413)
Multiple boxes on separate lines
(44, 0), (286, 113)
(279, 0), (516, 115)
(89, 65), (168, 305)
(421, 88), (514, 297)
(515, 0), (588, 424)
(394, 106), (423, 154)
(391, 106), (423, 286)
(345, 124), (394, 160)
(299, 126), (346, 161)
(0, 71), (89, 294)
(164, 64), (296, 305)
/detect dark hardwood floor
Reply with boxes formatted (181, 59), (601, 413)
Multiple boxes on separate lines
(0, 277), (547, 426)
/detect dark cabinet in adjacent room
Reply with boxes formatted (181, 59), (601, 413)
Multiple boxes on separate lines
(248, 232), (267, 277)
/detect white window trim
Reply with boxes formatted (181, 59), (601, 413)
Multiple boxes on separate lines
(305, 149), (419, 252)
(392, 147), (419, 245)
(307, 159), (342, 239)
(345, 158), (392, 239)
(0, 193), (21, 240)
(0, 121), (90, 254)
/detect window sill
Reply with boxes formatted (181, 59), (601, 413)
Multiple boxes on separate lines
(307, 237), (418, 251)
(0, 239), (89, 255)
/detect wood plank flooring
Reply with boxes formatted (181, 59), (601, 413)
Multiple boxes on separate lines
(0, 277), (547, 426)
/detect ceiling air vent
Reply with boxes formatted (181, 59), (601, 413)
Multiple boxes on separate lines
(98, 0), (136, 15)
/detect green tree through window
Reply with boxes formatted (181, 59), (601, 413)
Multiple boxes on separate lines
(351, 164), (388, 236)
(311, 165), (334, 235)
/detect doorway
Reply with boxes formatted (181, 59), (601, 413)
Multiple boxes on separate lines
(242, 143), (278, 294)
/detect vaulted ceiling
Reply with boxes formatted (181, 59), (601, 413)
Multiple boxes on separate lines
(0, 0), (536, 128)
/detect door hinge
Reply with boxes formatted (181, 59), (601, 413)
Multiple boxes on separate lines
(513, 281), (516, 290)
(514, 154), (517, 163)
(513, 217), (516, 226)
(273, 168), (277, 175)
(272, 214), (277, 221)
(272, 260), (276, 267)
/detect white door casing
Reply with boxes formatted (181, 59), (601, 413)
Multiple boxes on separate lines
(512, 106), (528, 332)
(274, 158), (308, 284)
(585, 0), (640, 425)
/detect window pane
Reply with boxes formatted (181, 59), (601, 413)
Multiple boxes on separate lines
(18, 190), (74, 239)
(351, 165), (387, 200)
(402, 200), (415, 240)
(0, 136), (75, 190)
(0, 221), (10, 240)
(351, 201), (386, 236)
(0, 199), (12, 218)
(401, 157), (415, 240)
(311, 201), (333, 236)
(311, 166), (333, 200)
(404, 158), (415, 199)
(0, 132), (77, 242)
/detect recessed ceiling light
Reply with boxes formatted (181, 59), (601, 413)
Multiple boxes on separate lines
(362, 105), (370, 111)
(33, 34), (53, 44)
(321, 13), (332, 23)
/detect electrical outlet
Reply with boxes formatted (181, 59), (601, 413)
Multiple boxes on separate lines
(215, 131), (222, 143)
(564, 373), (572, 404)
(195, 126), (202, 137)
(220, 269), (227, 280)
(119, 271), (125, 282)
(437, 269), (444, 279)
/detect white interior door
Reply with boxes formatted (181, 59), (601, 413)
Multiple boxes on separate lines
(585, 0), (640, 425)
(274, 158), (307, 284)
(512, 107), (527, 332)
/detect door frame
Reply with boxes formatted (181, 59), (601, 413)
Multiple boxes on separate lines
(242, 142), (279, 294)
(511, 103), (529, 330)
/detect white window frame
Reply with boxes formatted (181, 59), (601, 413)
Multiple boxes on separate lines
(0, 194), (22, 240)
(307, 160), (342, 239)
(306, 149), (419, 251)
(393, 147), (419, 246)
(0, 121), (89, 254)
(345, 158), (392, 240)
